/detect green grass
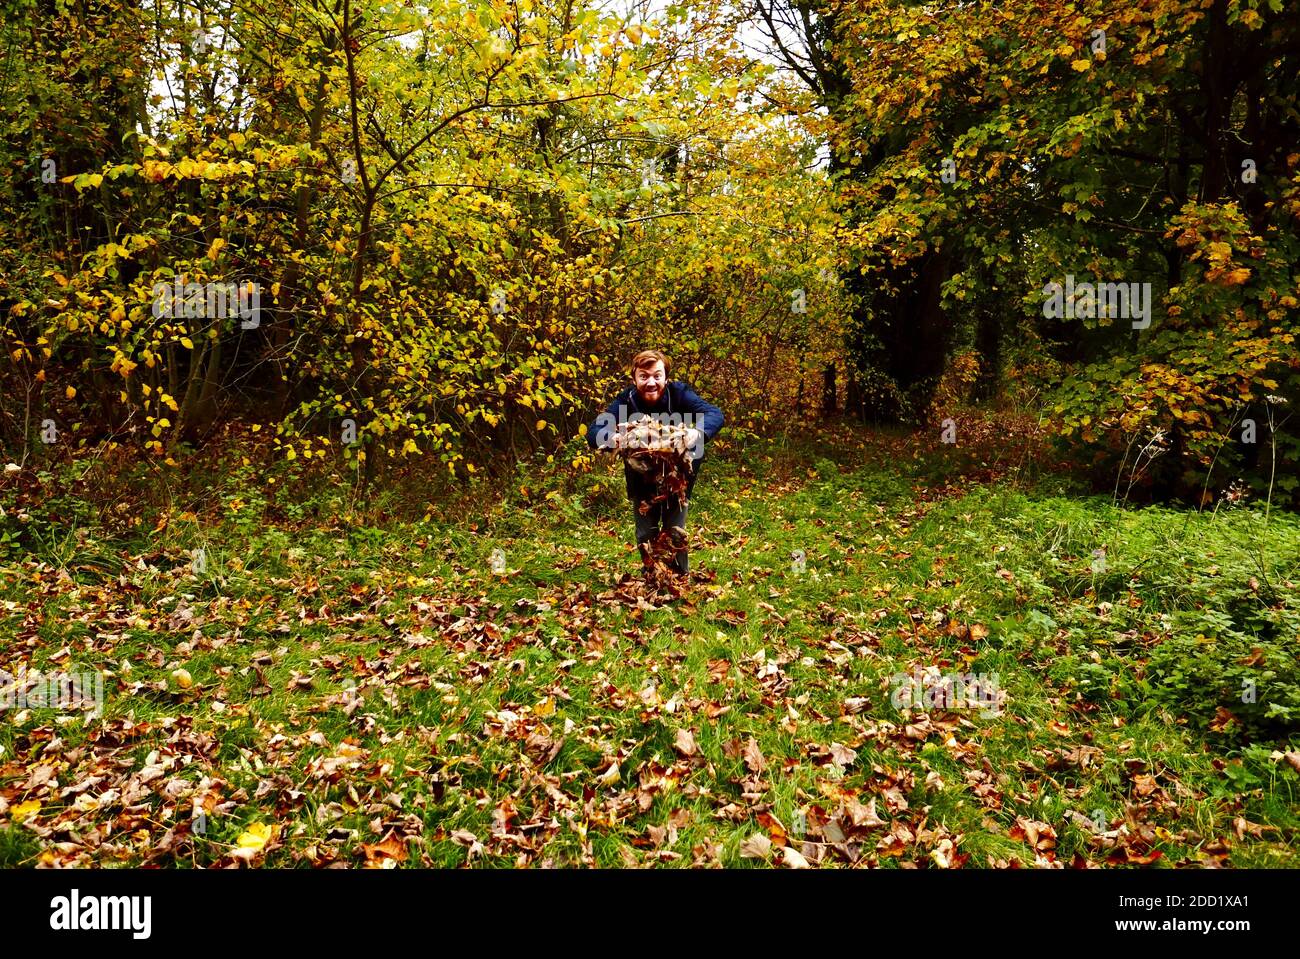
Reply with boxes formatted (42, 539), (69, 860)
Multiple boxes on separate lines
(0, 430), (1297, 867)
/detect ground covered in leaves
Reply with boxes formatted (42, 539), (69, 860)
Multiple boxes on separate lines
(2, 423), (1298, 867)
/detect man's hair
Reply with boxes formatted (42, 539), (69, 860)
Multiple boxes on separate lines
(630, 349), (669, 378)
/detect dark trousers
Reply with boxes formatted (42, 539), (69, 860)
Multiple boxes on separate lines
(633, 495), (689, 573)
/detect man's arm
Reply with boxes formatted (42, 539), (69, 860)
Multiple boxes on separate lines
(587, 390), (629, 450)
(677, 383), (725, 440)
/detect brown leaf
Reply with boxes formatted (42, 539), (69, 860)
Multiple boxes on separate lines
(844, 795), (885, 829)
(673, 728), (697, 758)
(881, 785), (909, 813)
(647, 824), (676, 848)
(740, 833), (772, 859)
(361, 830), (408, 865)
(828, 742), (858, 768)
(1238, 647), (1265, 667)
(742, 737), (765, 774)
(1109, 846), (1164, 865)
(1232, 817), (1276, 840)
(799, 841), (826, 866)
(1132, 774), (1159, 797)
(1011, 817), (1057, 853)
(781, 845), (811, 869)
(756, 811), (788, 847)
(1209, 706), (1238, 732)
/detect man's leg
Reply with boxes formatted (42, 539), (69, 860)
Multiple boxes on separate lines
(662, 495), (689, 574)
(667, 453), (707, 575)
(633, 499), (663, 568)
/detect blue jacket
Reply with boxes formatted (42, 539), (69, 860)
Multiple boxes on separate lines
(587, 381), (725, 500)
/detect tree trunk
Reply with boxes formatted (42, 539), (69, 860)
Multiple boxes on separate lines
(821, 363), (837, 417)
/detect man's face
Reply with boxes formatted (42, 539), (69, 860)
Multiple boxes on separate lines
(633, 361), (666, 404)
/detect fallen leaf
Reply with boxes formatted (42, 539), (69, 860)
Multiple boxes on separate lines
(781, 845), (810, 869)
(740, 833), (772, 859)
(231, 822), (278, 861)
(674, 728), (697, 757)
(1011, 817), (1057, 853)
(828, 742), (858, 768)
(361, 830), (409, 865)
(10, 800), (40, 821)
(845, 796), (886, 829)
(1132, 774), (1159, 797)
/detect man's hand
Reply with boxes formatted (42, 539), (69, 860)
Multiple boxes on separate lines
(603, 422), (632, 451)
(684, 427), (703, 455)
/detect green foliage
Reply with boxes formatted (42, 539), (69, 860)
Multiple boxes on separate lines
(824, 0), (1299, 498)
(928, 485), (1300, 739)
(0, 0), (841, 483)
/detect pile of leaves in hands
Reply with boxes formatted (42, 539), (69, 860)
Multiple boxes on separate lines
(617, 418), (696, 513)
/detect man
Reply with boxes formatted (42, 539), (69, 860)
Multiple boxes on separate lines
(587, 350), (725, 575)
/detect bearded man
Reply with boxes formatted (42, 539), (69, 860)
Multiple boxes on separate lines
(586, 350), (725, 575)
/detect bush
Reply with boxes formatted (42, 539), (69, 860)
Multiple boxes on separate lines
(1146, 622), (1300, 738)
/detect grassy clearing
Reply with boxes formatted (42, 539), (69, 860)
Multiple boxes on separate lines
(1, 429), (1297, 867)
